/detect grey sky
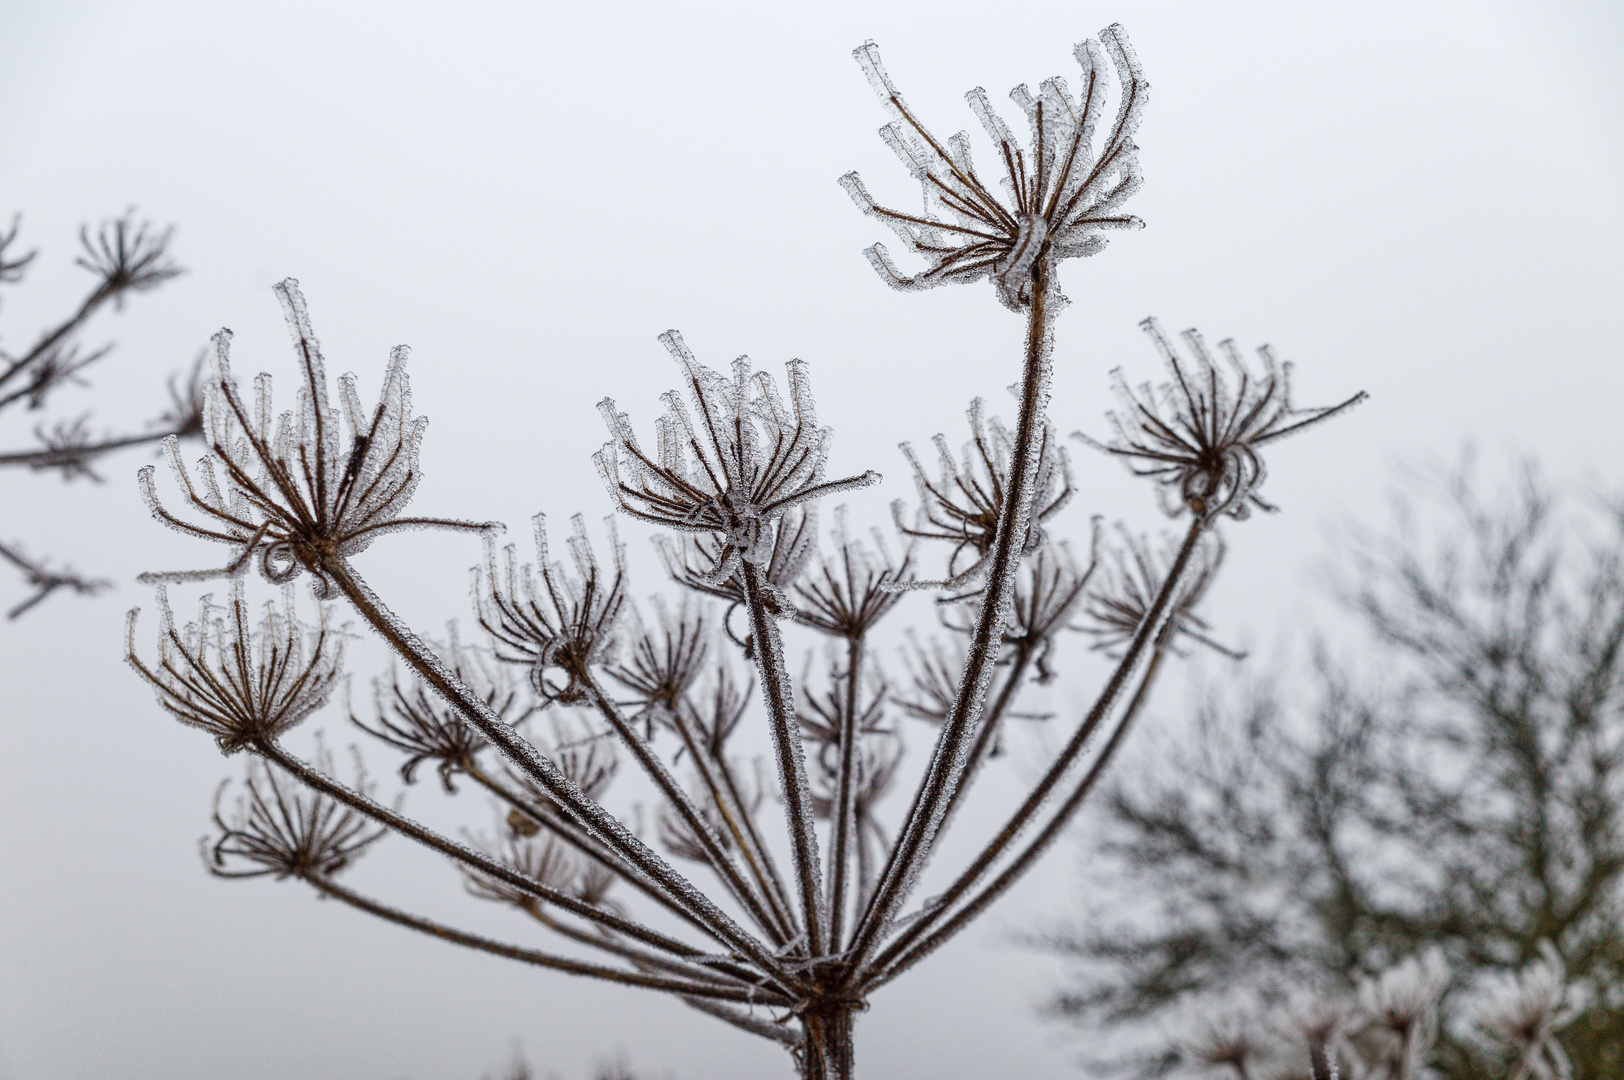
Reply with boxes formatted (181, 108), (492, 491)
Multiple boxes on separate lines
(1, 1), (1620, 1078)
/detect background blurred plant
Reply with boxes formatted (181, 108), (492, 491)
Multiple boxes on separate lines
(125, 25), (1367, 1080)
(1030, 458), (1621, 1079)
(0, 209), (197, 617)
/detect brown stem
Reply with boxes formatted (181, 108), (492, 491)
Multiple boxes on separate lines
(664, 699), (800, 942)
(463, 762), (722, 937)
(799, 1004), (856, 1080)
(257, 739), (723, 967)
(868, 634), (1174, 991)
(846, 255), (1055, 975)
(681, 996), (799, 1047)
(828, 634), (863, 948)
(308, 876), (786, 1004)
(0, 427), (178, 469)
(864, 517), (1203, 986)
(321, 555), (798, 988)
(524, 903), (745, 987)
(581, 671), (790, 944)
(935, 645), (1034, 833)
(741, 560), (827, 956)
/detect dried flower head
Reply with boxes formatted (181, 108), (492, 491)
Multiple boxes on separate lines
(466, 829), (583, 907)
(798, 651), (891, 769)
(207, 752), (384, 880)
(1081, 318), (1367, 520)
(138, 279), (494, 591)
(809, 733), (902, 821)
(892, 630), (962, 727)
(75, 209), (183, 308)
(504, 711), (620, 807)
(841, 26), (1147, 310)
(793, 506), (914, 639)
(657, 791), (738, 864)
(128, 581), (343, 754)
(894, 397), (1073, 590)
(595, 331), (878, 587)
(352, 627), (528, 792)
(606, 594), (713, 737)
(655, 507), (818, 630)
(1357, 946), (1449, 1062)
(676, 661), (753, 757)
(943, 534), (1098, 679)
(1469, 941), (1580, 1078)
(1176, 1009), (1272, 1075)
(477, 514), (628, 706)
(1081, 525), (1238, 658)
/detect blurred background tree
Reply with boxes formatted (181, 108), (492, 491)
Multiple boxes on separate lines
(0, 209), (197, 617)
(1031, 456), (1624, 1079)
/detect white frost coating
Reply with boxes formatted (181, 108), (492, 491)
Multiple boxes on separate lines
(595, 331), (877, 587)
(841, 25), (1148, 311)
(890, 393), (1073, 593)
(474, 513), (628, 706)
(330, 557), (789, 979)
(126, 581), (343, 753)
(1079, 317), (1369, 520)
(137, 279), (497, 591)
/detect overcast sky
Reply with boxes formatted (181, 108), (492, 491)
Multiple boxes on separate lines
(1, 1), (1621, 1078)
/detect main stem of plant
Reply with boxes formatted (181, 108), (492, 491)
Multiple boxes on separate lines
(844, 255), (1056, 974)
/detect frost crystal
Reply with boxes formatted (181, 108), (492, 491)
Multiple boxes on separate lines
(138, 279), (493, 591)
(207, 752), (385, 880)
(841, 25), (1147, 310)
(894, 397), (1072, 590)
(1080, 317), (1368, 519)
(127, 581), (343, 754)
(476, 514), (628, 705)
(595, 332), (878, 587)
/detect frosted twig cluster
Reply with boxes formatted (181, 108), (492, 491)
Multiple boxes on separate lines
(128, 25), (1366, 1079)
(0, 209), (198, 616)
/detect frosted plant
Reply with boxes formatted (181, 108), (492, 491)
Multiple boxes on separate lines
(653, 504), (818, 621)
(207, 751), (385, 881)
(138, 279), (495, 591)
(127, 581), (343, 753)
(595, 331), (879, 588)
(350, 629), (525, 792)
(129, 25), (1369, 1080)
(477, 514), (629, 705)
(892, 397), (1073, 590)
(1081, 525), (1240, 658)
(1470, 942), (1580, 1080)
(840, 24), (1146, 310)
(1080, 317), (1367, 520)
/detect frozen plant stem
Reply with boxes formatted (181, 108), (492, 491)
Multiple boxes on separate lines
(127, 25), (1373, 1078)
(845, 255), (1056, 974)
(320, 557), (797, 985)
(742, 560), (829, 958)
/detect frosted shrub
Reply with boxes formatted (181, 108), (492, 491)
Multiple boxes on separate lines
(128, 25), (1365, 1079)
